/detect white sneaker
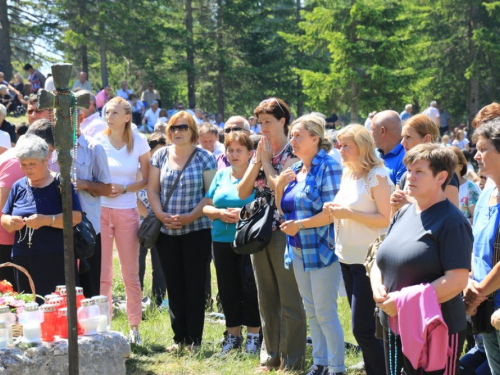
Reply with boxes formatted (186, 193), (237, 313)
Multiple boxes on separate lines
(129, 327), (142, 345)
(348, 361), (365, 371)
(306, 365), (326, 375)
(219, 334), (242, 356)
(244, 334), (260, 355)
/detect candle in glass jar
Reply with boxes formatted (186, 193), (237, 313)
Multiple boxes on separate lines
(97, 315), (107, 333)
(23, 324), (42, 343)
(0, 322), (7, 349)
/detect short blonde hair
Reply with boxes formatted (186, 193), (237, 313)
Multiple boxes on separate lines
(337, 124), (384, 175)
(166, 111), (198, 144)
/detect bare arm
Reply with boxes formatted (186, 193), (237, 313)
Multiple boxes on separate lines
(238, 161), (261, 200)
(431, 269), (469, 304)
(24, 211), (82, 229)
(76, 180), (111, 197)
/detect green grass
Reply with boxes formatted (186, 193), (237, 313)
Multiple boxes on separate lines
(111, 251), (362, 375)
(6, 113), (28, 126)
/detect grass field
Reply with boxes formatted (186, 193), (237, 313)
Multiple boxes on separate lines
(111, 253), (362, 375)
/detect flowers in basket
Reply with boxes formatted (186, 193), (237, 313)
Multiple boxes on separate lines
(0, 280), (35, 314)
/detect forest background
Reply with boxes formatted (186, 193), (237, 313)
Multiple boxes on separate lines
(2, 0), (500, 125)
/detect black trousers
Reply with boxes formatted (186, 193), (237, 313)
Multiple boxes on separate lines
(341, 262), (386, 375)
(13, 253), (78, 304)
(156, 229), (212, 345)
(139, 245), (166, 306)
(79, 234), (102, 299)
(383, 325), (466, 375)
(213, 241), (260, 328)
(0, 244), (15, 291)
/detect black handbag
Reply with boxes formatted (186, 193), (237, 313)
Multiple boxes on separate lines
(55, 174), (96, 273)
(138, 148), (197, 249)
(469, 221), (500, 334)
(232, 193), (274, 255)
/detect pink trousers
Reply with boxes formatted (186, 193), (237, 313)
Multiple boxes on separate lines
(100, 207), (142, 326)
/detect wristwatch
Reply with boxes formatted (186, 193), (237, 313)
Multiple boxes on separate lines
(297, 220), (305, 230)
(122, 185), (128, 194)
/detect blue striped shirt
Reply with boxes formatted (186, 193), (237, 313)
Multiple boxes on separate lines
(283, 149), (342, 271)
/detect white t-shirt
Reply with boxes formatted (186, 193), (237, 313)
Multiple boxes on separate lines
(0, 130), (11, 150)
(95, 132), (150, 209)
(422, 106), (440, 126)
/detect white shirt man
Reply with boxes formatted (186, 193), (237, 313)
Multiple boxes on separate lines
(72, 72), (92, 92)
(117, 81), (133, 100)
(422, 101), (441, 127)
(143, 106), (161, 132)
(0, 129), (11, 155)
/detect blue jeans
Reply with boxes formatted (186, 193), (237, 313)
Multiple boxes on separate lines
(292, 247), (345, 372)
(340, 262), (386, 375)
(482, 320), (500, 375)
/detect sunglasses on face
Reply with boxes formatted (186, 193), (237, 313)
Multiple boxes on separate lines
(225, 127), (244, 133)
(259, 98), (285, 114)
(169, 125), (189, 132)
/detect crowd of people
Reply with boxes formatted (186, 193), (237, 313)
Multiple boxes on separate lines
(1, 66), (500, 375)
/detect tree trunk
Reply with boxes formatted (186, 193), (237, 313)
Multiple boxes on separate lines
(216, 0), (224, 118)
(0, 0), (13, 81)
(186, 0), (196, 109)
(350, 81), (358, 122)
(349, 0), (358, 122)
(81, 44), (89, 78)
(77, 0), (89, 77)
(97, 0), (108, 87)
(466, 2), (479, 127)
(295, 0), (304, 116)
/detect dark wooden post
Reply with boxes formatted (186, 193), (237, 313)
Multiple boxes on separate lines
(37, 63), (90, 375)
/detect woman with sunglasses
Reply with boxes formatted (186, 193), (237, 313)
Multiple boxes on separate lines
(148, 111), (217, 353)
(96, 97), (151, 344)
(238, 98), (307, 372)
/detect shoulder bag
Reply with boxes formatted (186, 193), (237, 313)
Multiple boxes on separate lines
(469, 222), (500, 334)
(231, 151), (288, 255)
(55, 174), (97, 273)
(232, 193), (274, 255)
(138, 148), (197, 249)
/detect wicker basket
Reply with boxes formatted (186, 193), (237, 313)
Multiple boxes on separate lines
(0, 262), (37, 337)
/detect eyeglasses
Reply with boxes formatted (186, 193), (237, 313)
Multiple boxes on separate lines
(259, 98), (285, 114)
(225, 127), (244, 133)
(169, 125), (189, 132)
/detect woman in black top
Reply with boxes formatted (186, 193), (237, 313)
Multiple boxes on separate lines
(372, 144), (472, 375)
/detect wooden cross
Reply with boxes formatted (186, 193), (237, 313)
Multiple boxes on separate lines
(37, 63), (90, 375)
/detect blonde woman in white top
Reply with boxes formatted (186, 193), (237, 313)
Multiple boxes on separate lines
(324, 124), (392, 375)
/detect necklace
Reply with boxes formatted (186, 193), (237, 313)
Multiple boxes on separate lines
(387, 316), (399, 375)
(18, 226), (35, 248)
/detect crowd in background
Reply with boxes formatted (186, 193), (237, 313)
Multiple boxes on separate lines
(0, 65), (500, 375)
